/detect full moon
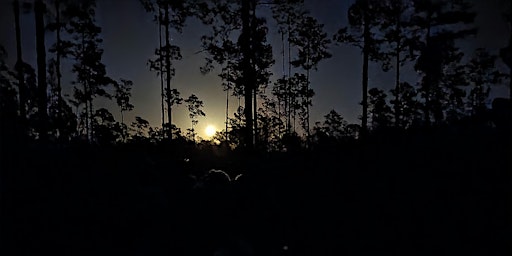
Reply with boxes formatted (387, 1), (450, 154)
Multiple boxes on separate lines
(205, 125), (216, 137)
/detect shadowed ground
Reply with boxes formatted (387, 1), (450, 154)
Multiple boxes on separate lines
(1, 128), (510, 256)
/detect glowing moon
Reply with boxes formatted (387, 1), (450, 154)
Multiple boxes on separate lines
(205, 125), (216, 137)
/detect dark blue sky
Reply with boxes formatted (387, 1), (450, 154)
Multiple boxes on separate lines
(0, 0), (510, 138)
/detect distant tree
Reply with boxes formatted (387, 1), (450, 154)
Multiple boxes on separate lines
(47, 0), (76, 140)
(148, 126), (163, 143)
(184, 94), (206, 143)
(195, 0), (275, 149)
(67, 0), (114, 142)
(130, 116), (150, 143)
(288, 73), (307, 133)
(345, 123), (361, 139)
(289, 15), (332, 138)
(439, 45), (468, 123)
(164, 88), (183, 136)
(375, 0), (418, 127)
(257, 94), (285, 151)
(368, 88), (393, 129)
(411, 0), (477, 125)
(196, 0), (240, 142)
(271, 0), (306, 134)
(271, 77), (289, 135)
(140, 0), (190, 140)
(113, 79), (134, 125)
(113, 79), (134, 142)
(22, 63), (39, 138)
(47, 59), (76, 141)
(92, 108), (123, 145)
(322, 109), (348, 139)
(390, 82), (422, 128)
(334, 0), (385, 136)
(227, 106), (246, 149)
(34, 0), (48, 140)
(465, 48), (505, 115)
(0, 45), (18, 133)
(13, 0), (27, 127)
(290, 73), (313, 136)
(499, 0), (512, 103)
(312, 109), (351, 147)
(200, 27), (240, 141)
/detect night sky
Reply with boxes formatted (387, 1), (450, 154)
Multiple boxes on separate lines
(0, 0), (510, 138)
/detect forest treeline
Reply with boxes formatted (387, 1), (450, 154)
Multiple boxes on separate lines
(0, 0), (511, 151)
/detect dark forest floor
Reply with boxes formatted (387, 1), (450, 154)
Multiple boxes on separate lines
(1, 129), (511, 256)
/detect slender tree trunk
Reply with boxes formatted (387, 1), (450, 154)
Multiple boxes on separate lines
(251, 0), (258, 147)
(280, 32), (286, 136)
(241, 0), (254, 148)
(225, 64), (230, 141)
(253, 87), (257, 146)
(361, 4), (370, 137)
(226, 86), (229, 141)
(158, 7), (165, 138)
(81, 32), (89, 141)
(305, 68), (310, 139)
(55, 0), (63, 136)
(35, 0), (48, 141)
(13, 0), (26, 123)
(424, 17), (432, 126)
(287, 19), (292, 133)
(305, 52), (311, 139)
(164, 5), (172, 141)
(89, 99), (93, 141)
(191, 120), (194, 143)
(394, 30), (400, 128)
(509, 31), (512, 103)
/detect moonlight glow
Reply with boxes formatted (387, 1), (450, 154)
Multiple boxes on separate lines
(205, 125), (216, 137)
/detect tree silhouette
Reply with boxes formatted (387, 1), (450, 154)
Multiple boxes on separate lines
(113, 79), (134, 125)
(375, 0), (418, 128)
(13, 0), (27, 130)
(196, 0), (274, 149)
(440, 44), (468, 123)
(289, 15), (331, 139)
(271, 0), (305, 135)
(411, 0), (477, 125)
(389, 82), (422, 128)
(196, 1), (240, 142)
(251, 18), (274, 147)
(165, 88), (183, 138)
(47, 58), (76, 141)
(130, 116), (150, 143)
(499, 1), (512, 107)
(240, 0), (256, 149)
(141, 0), (190, 140)
(368, 88), (392, 130)
(67, 0), (114, 142)
(19, 63), (39, 138)
(46, 0), (76, 141)
(313, 109), (348, 142)
(34, 0), (48, 140)
(184, 94), (206, 143)
(0, 45), (18, 136)
(92, 107), (122, 145)
(465, 48), (505, 116)
(334, 0), (384, 137)
(257, 94), (286, 151)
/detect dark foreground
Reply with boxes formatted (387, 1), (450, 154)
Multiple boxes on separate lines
(1, 130), (510, 256)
